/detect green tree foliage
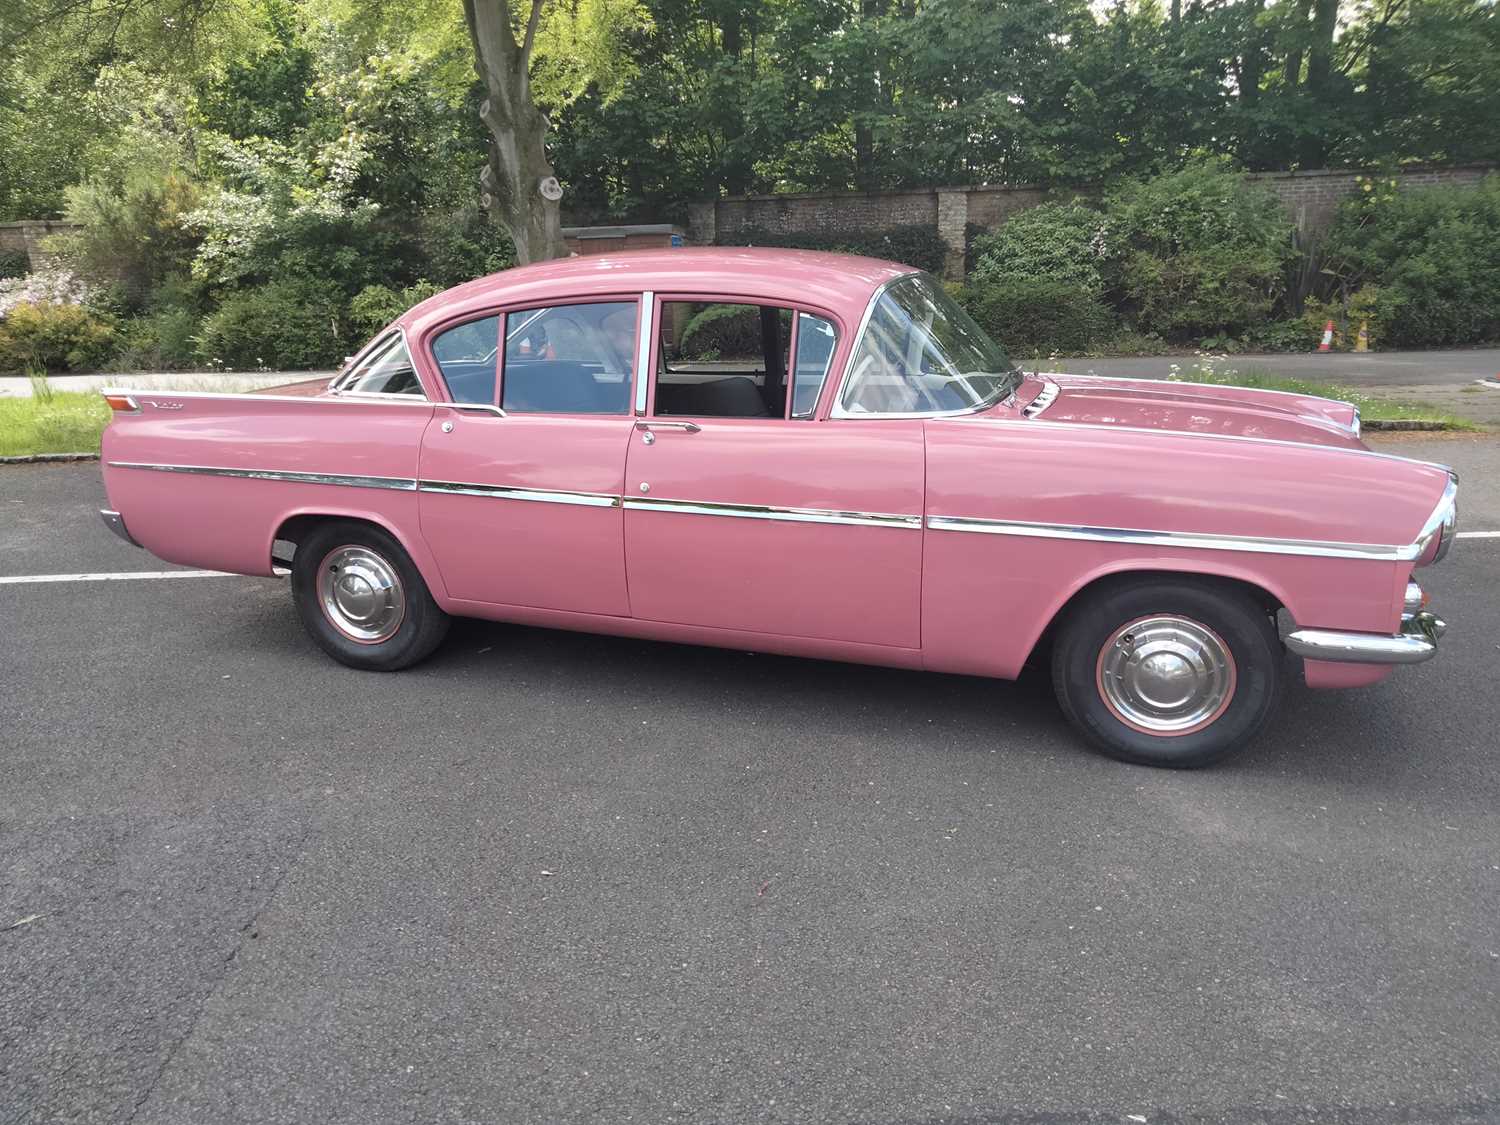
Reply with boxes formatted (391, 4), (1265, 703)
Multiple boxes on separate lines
(1325, 174), (1500, 348)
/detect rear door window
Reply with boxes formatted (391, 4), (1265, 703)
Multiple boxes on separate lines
(501, 301), (636, 414)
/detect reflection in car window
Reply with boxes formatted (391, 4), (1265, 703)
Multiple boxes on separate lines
(338, 333), (425, 397)
(655, 301), (794, 419)
(791, 313), (837, 418)
(501, 301), (636, 414)
(840, 274), (1019, 416)
(432, 315), (500, 404)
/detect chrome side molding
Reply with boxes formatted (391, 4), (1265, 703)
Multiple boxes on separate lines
(107, 462), (418, 491)
(926, 514), (1417, 562)
(625, 495), (921, 529)
(419, 480), (620, 508)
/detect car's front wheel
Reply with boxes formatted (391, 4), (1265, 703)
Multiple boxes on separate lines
(290, 520), (450, 671)
(1050, 576), (1282, 768)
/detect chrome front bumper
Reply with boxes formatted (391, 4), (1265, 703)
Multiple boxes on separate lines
(100, 508), (142, 548)
(1286, 595), (1447, 666)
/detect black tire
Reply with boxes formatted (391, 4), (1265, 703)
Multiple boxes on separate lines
(1050, 576), (1282, 768)
(290, 519), (450, 671)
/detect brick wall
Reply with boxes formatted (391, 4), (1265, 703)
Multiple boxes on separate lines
(0, 220), (80, 271)
(696, 165), (1493, 280)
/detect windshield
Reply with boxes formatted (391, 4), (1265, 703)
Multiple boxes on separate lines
(839, 274), (1020, 416)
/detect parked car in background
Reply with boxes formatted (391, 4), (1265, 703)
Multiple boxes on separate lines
(98, 249), (1456, 767)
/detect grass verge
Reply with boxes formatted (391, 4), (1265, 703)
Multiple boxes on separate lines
(0, 390), (110, 457)
(1173, 368), (1482, 431)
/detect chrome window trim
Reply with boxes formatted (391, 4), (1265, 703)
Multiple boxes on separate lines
(790, 311), (839, 420)
(107, 462), (418, 491)
(625, 495), (920, 529)
(925, 514), (1421, 561)
(419, 480), (620, 508)
(99, 387), (437, 409)
(634, 291), (655, 415)
(330, 327), (429, 399)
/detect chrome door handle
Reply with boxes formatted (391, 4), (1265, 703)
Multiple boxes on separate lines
(634, 420), (700, 433)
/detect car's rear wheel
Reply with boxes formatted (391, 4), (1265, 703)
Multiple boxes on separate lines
(290, 520), (450, 671)
(1050, 577), (1282, 768)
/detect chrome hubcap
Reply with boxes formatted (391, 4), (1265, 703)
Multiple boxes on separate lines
(1096, 615), (1236, 736)
(316, 545), (405, 644)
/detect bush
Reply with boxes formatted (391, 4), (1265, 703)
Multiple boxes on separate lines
(197, 281), (349, 369)
(58, 166), (201, 312)
(0, 250), (28, 280)
(113, 307), (201, 370)
(716, 224), (950, 275)
(1102, 160), (1295, 337)
(679, 304), (763, 360)
(1324, 176), (1500, 348)
(0, 301), (118, 373)
(969, 201), (1108, 294)
(349, 280), (443, 340)
(956, 278), (1116, 357)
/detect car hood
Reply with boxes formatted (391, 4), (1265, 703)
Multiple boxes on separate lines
(1017, 372), (1366, 450)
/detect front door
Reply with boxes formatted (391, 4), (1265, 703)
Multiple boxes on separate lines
(622, 301), (925, 648)
(418, 299), (644, 615)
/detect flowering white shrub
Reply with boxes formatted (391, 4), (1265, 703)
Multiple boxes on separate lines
(0, 268), (97, 320)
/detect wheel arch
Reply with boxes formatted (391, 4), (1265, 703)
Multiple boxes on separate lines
(267, 507), (449, 603)
(1021, 560), (1289, 671)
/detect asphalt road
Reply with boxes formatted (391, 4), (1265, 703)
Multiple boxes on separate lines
(2, 438), (1498, 1125)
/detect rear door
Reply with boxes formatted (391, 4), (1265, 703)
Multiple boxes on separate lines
(417, 297), (646, 615)
(622, 299), (925, 649)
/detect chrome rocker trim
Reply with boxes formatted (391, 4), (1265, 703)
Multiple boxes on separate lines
(1285, 610), (1446, 665)
(625, 496), (921, 529)
(99, 509), (142, 548)
(925, 515), (1418, 561)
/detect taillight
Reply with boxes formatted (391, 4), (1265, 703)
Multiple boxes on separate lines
(102, 393), (140, 414)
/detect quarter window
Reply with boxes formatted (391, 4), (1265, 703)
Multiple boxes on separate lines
(791, 313), (837, 418)
(501, 301), (636, 414)
(337, 333), (424, 397)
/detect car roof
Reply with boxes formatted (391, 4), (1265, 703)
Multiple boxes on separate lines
(400, 247), (918, 337)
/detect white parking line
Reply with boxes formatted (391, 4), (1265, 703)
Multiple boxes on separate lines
(0, 569), (233, 585)
(1457, 531), (1500, 539)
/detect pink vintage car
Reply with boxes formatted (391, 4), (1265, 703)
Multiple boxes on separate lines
(98, 249), (1457, 767)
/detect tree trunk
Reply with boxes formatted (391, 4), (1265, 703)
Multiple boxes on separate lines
(853, 0), (885, 191)
(1283, 0), (1311, 92)
(1304, 0), (1337, 96)
(463, 0), (567, 265)
(1299, 0), (1337, 166)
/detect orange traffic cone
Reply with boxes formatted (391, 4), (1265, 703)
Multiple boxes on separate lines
(1317, 320), (1335, 352)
